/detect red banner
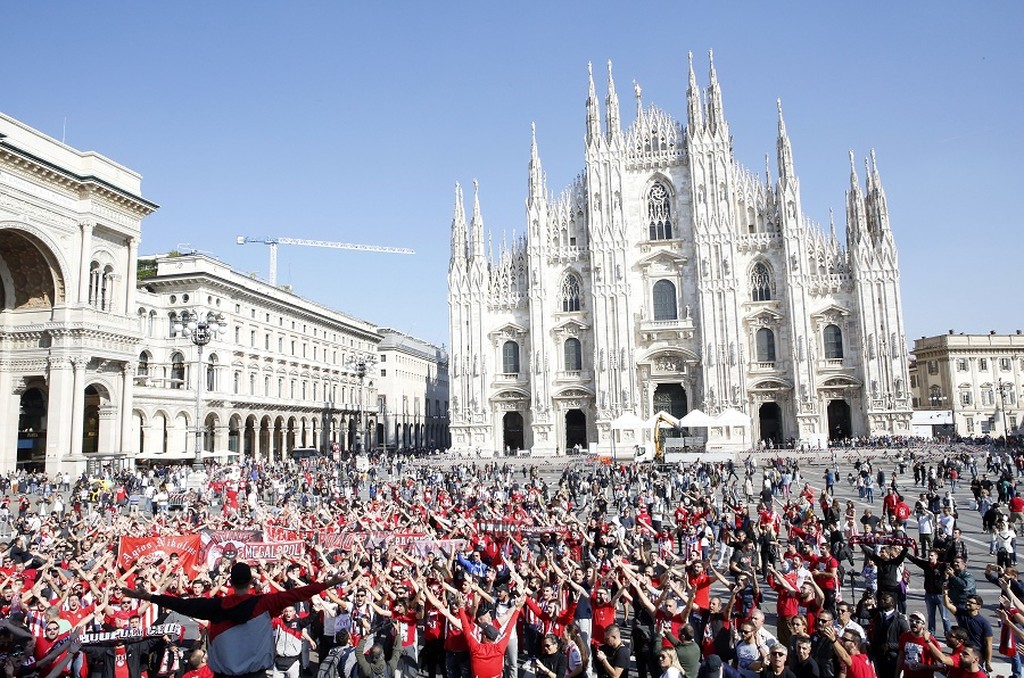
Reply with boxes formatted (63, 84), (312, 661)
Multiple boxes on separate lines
(240, 541), (305, 561)
(118, 535), (202, 575)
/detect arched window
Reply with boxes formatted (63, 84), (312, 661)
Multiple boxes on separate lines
(647, 182), (673, 240)
(756, 328), (776, 363)
(207, 354), (218, 392)
(823, 324), (844, 359)
(560, 273), (582, 312)
(100, 265), (115, 311)
(88, 262), (101, 307)
(168, 312), (179, 338)
(652, 280), (677, 320)
(564, 338), (583, 371)
(138, 351), (150, 377)
(750, 262), (772, 301)
(170, 352), (185, 389)
(502, 341), (520, 375)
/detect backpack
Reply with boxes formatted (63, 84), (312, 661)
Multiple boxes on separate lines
(318, 646), (356, 678)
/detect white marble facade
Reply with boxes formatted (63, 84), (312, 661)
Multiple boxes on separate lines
(448, 55), (913, 455)
(0, 113), (155, 473)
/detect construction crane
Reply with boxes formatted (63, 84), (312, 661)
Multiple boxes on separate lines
(236, 236), (414, 286)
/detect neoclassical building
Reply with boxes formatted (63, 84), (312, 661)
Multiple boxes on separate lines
(0, 113), (156, 473)
(0, 111), (441, 473)
(375, 328), (449, 451)
(910, 331), (1024, 438)
(132, 253), (382, 461)
(448, 55), (913, 455)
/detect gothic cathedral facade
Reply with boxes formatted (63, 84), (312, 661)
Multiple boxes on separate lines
(448, 55), (912, 455)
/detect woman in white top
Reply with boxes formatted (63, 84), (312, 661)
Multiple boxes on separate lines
(656, 647), (684, 678)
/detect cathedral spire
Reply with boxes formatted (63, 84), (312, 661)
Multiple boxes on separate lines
(529, 122), (544, 202)
(846, 151), (866, 246)
(776, 98), (795, 188)
(470, 179), (485, 260)
(605, 59), (622, 141)
(450, 182), (467, 269)
(866, 149), (892, 241)
(848, 150), (861, 197)
(829, 208), (838, 243)
(586, 62), (601, 147)
(633, 80), (643, 119)
(706, 49), (726, 135)
(686, 51), (703, 134)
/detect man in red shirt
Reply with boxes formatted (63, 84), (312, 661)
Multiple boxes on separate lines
(946, 643), (988, 678)
(765, 565), (800, 646)
(827, 625), (877, 678)
(809, 543), (840, 614)
(1010, 494), (1024, 532)
(458, 602), (523, 678)
(896, 611), (944, 678)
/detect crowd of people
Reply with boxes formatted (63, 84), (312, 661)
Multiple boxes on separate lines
(0, 440), (1021, 678)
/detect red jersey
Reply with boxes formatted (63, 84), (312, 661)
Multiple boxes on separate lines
(898, 632), (942, 678)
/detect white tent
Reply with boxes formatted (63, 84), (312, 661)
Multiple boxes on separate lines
(201, 450), (240, 459)
(611, 412), (647, 430)
(135, 451), (195, 461)
(678, 409), (715, 427)
(716, 408), (752, 427)
(647, 411), (681, 429)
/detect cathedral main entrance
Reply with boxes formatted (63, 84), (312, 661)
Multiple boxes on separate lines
(565, 409), (587, 451)
(827, 400), (852, 441)
(503, 411), (524, 452)
(758, 402), (783, 445)
(653, 383), (688, 419)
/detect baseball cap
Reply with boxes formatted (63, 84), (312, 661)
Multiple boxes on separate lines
(909, 611), (925, 622)
(479, 624), (499, 641)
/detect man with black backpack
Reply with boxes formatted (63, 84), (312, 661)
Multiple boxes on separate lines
(317, 629), (357, 678)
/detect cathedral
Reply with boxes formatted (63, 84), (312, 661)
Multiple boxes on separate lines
(447, 53), (912, 455)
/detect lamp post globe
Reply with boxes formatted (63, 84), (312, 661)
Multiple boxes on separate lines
(174, 310), (227, 473)
(346, 356), (374, 454)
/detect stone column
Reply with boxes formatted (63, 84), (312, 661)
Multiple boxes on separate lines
(0, 371), (20, 472)
(216, 413), (231, 453)
(78, 222), (94, 305)
(124, 236), (139, 315)
(45, 357), (75, 465)
(120, 363), (135, 455)
(98, 405), (118, 454)
(69, 358), (87, 458)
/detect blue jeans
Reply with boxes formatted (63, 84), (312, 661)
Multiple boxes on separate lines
(1009, 650), (1023, 678)
(925, 592), (951, 635)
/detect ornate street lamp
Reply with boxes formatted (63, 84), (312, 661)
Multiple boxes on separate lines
(997, 379), (1014, 439)
(929, 391), (953, 437)
(346, 356), (375, 453)
(174, 310), (227, 471)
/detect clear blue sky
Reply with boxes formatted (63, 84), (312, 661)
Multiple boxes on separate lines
(3, 3), (1021, 347)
